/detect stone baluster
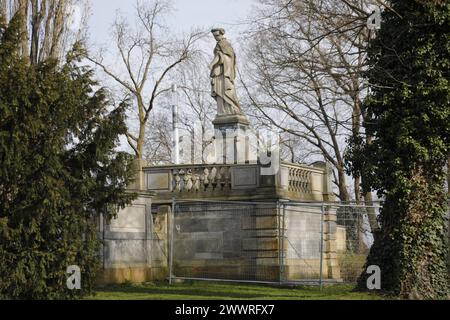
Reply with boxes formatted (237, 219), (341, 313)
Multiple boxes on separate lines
(216, 167), (223, 187)
(306, 171), (310, 191)
(184, 169), (193, 191)
(209, 167), (217, 189)
(218, 167), (228, 189)
(203, 168), (210, 190)
(174, 170), (182, 192)
(179, 169), (185, 191)
(193, 171), (201, 192)
(300, 169), (306, 192)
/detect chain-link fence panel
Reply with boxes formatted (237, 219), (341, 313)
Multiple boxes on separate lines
(168, 200), (381, 285)
(280, 204), (324, 284)
(170, 200), (281, 283)
(334, 204), (381, 283)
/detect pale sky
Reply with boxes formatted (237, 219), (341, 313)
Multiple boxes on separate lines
(88, 0), (256, 46)
(85, 0), (257, 154)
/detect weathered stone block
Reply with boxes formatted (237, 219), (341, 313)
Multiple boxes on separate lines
(325, 241), (337, 253)
(110, 204), (146, 233)
(324, 252), (338, 260)
(255, 216), (278, 229)
(97, 267), (152, 284)
(242, 250), (278, 259)
(254, 229), (278, 238)
(324, 214), (337, 222)
(310, 172), (324, 193)
(243, 238), (278, 251)
(255, 266), (279, 281)
(324, 233), (337, 241)
(278, 166), (289, 190)
(231, 166), (258, 189)
(336, 226), (347, 252)
(324, 258), (340, 267)
(255, 258), (279, 266)
(328, 266), (341, 279)
(325, 221), (337, 234)
(147, 171), (171, 191)
(195, 252), (223, 259)
(259, 174), (275, 187)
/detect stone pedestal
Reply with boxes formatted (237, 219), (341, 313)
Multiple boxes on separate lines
(213, 114), (250, 164)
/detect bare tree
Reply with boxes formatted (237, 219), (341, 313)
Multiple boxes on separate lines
(241, 0), (381, 240)
(1, 0), (88, 64)
(144, 110), (173, 165)
(177, 56), (216, 164)
(279, 134), (318, 164)
(85, 0), (204, 166)
(241, 0), (377, 201)
(143, 54), (216, 165)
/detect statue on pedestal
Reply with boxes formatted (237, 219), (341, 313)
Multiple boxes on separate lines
(209, 28), (243, 117)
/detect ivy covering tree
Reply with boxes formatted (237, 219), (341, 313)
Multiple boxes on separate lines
(348, 0), (450, 299)
(0, 16), (136, 299)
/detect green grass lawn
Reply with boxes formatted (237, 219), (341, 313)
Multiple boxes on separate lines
(88, 281), (383, 300)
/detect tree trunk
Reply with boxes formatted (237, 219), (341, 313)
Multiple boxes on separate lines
(0, 0), (7, 26)
(358, 168), (449, 298)
(447, 154), (450, 198)
(40, 0), (55, 61)
(352, 97), (362, 203)
(354, 174), (361, 203)
(30, 0), (45, 64)
(137, 122), (145, 163)
(49, 0), (66, 60)
(336, 164), (350, 202)
(362, 135), (380, 233)
(447, 154), (450, 278)
(364, 191), (379, 232)
(16, 0), (29, 59)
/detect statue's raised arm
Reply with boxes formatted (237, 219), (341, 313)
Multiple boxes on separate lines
(210, 28), (243, 116)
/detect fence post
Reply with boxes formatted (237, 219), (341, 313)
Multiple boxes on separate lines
(277, 201), (282, 285)
(319, 203), (325, 290)
(169, 198), (175, 285)
(279, 201), (287, 284)
(277, 201), (286, 284)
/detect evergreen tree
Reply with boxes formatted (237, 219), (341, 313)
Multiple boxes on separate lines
(348, 0), (450, 299)
(0, 16), (136, 299)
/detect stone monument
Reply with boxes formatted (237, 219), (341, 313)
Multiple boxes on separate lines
(98, 29), (340, 285)
(209, 28), (250, 164)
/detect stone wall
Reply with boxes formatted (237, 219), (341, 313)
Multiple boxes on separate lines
(98, 197), (344, 284)
(97, 192), (169, 284)
(98, 198), (344, 284)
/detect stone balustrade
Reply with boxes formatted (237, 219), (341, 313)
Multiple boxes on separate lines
(142, 161), (333, 203)
(284, 164), (313, 194)
(172, 165), (232, 192)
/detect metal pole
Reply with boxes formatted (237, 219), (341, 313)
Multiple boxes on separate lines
(169, 198), (176, 285)
(277, 201), (282, 285)
(319, 204), (325, 290)
(171, 84), (180, 165)
(101, 213), (106, 270)
(280, 202), (286, 284)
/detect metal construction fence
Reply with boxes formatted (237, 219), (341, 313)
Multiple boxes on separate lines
(168, 199), (382, 286)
